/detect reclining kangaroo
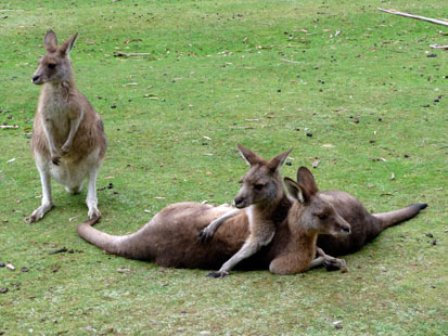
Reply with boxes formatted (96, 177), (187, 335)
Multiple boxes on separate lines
(27, 30), (106, 223)
(205, 165), (428, 262)
(77, 146), (351, 275)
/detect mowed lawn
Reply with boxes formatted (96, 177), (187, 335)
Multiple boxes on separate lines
(0, 0), (447, 335)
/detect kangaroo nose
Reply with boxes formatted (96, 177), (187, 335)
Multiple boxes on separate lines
(32, 75), (40, 83)
(234, 196), (246, 209)
(342, 226), (351, 234)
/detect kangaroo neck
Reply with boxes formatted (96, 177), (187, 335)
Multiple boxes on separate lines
(44, 79), (76, 100)
(251, 194), (291, 223)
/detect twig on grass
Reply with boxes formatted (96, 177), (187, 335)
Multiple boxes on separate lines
(430, 44), (448, 50)
(1, 125), (19, 129)
(378, 8), (448, 27)
(113, 51), (152, 58)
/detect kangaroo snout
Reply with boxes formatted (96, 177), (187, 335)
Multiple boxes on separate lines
(337, 217), (351, 235)
(234, 195), (247, 209)
(32, 75), (42, 85)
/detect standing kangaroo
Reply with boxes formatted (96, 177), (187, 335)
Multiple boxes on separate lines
(27, 30), (106, 223)
(77, 146), (349, 274)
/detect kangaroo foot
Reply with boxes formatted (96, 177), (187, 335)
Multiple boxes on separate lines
(207, 271), (229, 278)
(323, 257), (348, 273)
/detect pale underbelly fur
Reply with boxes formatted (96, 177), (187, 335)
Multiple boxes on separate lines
(49, 148), (101, 189)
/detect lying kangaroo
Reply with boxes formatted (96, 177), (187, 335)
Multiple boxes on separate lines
(27, 30), (106, 223)
(306, 171), (429, 257)
(77, 146), (350, 275)
(202, 166), (428, 267)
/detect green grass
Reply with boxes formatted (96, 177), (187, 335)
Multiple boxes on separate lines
(1, 0), (447, 334)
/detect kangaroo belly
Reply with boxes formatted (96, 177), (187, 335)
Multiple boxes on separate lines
(123, 203), (249, 269)
(50, 147), (103, 188)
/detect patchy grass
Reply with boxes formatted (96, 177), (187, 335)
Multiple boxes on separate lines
(0, 0), (447, 335)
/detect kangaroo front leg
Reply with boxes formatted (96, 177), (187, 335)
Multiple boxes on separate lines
(86, 165), (101, 220)
(27, 161), (54, 223)
(61, 110), (83, 154)
(41, 119), (61, 165)
(198, 208), (239, 243)
(315, 247), (348, 273)
(208, 239), (260, 278)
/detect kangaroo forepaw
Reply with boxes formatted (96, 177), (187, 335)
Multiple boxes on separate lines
(207, 271), (229, 278)
(198, 229), (214, 243)
(51, 155), (61, 166)
(61, 143), (71, 155)
(323, 258), (348, 273)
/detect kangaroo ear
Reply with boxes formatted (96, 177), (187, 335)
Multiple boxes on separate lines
(59, 33), (78, 56)
(44, 30), (58, 52)
(296, 166), (318, 203)
(237, 144), (263, 166)
(284, 177), (306, 204)
(267, 148), (292, 172)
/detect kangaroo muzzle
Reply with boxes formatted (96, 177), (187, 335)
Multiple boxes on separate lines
(337, 216), (351, 235)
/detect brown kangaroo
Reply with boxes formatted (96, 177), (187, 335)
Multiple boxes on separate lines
(200, 144), (292, 277)
(201, 166), (428, 270)
(308, 169), (429, 257)
(27, 30), (106, 223)
(77, 146), (350, 275)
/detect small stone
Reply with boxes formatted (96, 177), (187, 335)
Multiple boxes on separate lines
(21, 267), (29, 273)
(425, 232), (434, 238)
(0, 262), (5, 268)
(6, 263), (15, 271)
(107, 183), (114, 189)
(431, 239), (437, 246)
(0, 288), (8, 294)
(306, 132), (313, 138)
(333, 321), (343, 329)
(110, 104), (117, 109)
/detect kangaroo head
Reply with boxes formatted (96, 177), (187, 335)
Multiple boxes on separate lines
(284, 167), (351, 236)
(233, 144), (291, 209)
(32, 30), (78, 85)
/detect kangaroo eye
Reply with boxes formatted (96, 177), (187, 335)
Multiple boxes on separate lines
(254, 183), (264, 190)
(318, 213), (328, 220)
(48, 63), (57, 69)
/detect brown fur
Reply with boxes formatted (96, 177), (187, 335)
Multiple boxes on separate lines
(200, 145), (292, 277)
(77, 152), (350, 275)
(27, 30), (106, 223)
(291, 167), (428, 257)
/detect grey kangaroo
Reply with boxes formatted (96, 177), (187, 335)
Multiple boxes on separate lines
(77, 146), (351, 275)
(207, 165), (428, 262)
(27, 30), (106, 223)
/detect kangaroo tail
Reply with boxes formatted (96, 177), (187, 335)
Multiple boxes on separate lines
(373, 203), (428, 229)
(77, 216), (125, 255)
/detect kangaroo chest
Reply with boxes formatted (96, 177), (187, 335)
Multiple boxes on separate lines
(38, 90), (73, 142)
